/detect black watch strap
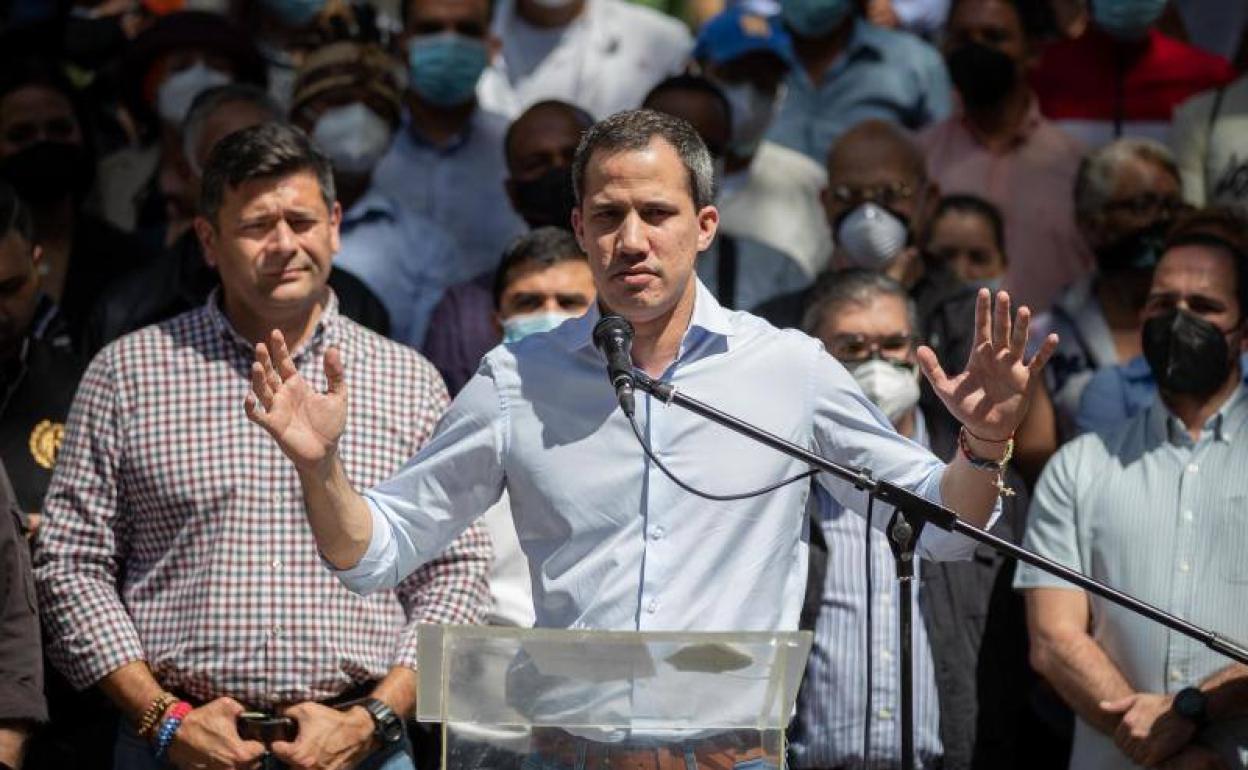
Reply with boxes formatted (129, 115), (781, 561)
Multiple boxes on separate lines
(360, 697), (404, 745)
(1173, 687), (1210, 727)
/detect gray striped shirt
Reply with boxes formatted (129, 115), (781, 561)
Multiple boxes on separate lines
(1015, 385), (1248, 770)
(792, 415), (943, 769)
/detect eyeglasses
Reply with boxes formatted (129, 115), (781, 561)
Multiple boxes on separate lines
(826, 332), (916, 364)
(1103, 193), (1189, 218)
(829, 182), (917, 210)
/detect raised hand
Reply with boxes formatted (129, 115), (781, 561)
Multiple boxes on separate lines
(916, 289), (1058, 443)
(244, 329), (347, 473)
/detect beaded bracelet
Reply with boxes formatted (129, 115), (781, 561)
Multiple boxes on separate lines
(152, 701), (193, 760)
(958, 426), (1016, 498)
(137, 692), (179, 741)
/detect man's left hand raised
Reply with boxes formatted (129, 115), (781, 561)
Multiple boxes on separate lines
(917, 289), (1058, 443)
(270, 702), (376, 770)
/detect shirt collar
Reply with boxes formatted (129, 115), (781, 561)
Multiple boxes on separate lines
(342, 188), (398, 227)
(1148, 383), (1247, 446)
(205, 286), (343, 364)
(401, 103), (475, 153)
(565, 277), (737, 355)
(959, 94), (1044, 148)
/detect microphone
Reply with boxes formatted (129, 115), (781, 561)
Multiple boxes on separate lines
(592, 314), (636, 417)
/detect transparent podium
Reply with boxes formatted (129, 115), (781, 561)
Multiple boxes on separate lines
(416, 625), (812, 770)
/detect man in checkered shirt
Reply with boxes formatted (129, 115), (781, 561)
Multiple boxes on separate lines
(33, 122), (492, 770)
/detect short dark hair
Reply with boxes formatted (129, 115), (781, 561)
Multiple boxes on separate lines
(492, 226), (587, 308)
(642, 74), (732, 154)
(947, 0), (1055, 41)
(572, 108), (715, 210)
(802, 267), (920, 338)
(928, 193), (1007, 255)
(503, 100), (595, 166)
(1161, 207), (1248, 318)
(0, 181), (34, 245)
(200, 122), (335, 223)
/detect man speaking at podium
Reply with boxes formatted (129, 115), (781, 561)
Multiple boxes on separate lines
(246, 108), (1056, 759)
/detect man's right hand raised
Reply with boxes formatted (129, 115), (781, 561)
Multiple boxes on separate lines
(245, 330), (347, 474)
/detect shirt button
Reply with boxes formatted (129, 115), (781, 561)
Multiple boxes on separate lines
(650, 526), (665, 540)
(1170, 668), (1183, 683)
(273, 493), (285, 505)
(272, 624), (283, 638)
(880, 650), (893, 662)
(877, 708), (893, 720)
(1187, 464), (1200, 474)
(1179, 561), (1191, 573)
(646, 600), (659, 613)
(271, 559), (283, 570)
(1182, 509), (1194, 522)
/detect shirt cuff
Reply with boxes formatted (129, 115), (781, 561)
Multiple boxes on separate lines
(914, 465), (1002, 561)
(323, 499), (399, 595)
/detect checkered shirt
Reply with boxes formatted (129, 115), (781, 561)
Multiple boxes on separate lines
(33, 290), (492, 705)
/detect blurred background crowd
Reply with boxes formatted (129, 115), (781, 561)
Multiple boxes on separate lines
(1, 0), (1247, 768)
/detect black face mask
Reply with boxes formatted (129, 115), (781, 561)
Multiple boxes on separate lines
(511, 166), (576, 231)
(1142, 309), (1235, 396)
(946, 42), (1017, 109)
(1095, 222), (1168, 272)
(0, 142), (94, 209)
(62, 13), (129, 70)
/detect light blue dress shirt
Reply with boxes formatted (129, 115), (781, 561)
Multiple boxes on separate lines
(792, 412), (942, 769)
(1076, 354), (1248, 436)
(336, 279), (985, 633)
(372, 106), (526, 283)
(335, 188), (460, 349)
(1016, 385), (1248, 770)
(767, 19), (952, 163)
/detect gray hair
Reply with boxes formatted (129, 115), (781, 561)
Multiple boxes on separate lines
(1073, 137), (1180, 221)
(182, 84), (283, 178)
(572, 108), (715, 209)
(801, 268), (920, 338)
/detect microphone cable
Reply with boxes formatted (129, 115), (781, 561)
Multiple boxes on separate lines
(626, 413), (818, 501)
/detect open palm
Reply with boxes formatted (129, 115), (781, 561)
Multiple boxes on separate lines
(917, 290), (1058, 442)
(244, 329), (347, 471)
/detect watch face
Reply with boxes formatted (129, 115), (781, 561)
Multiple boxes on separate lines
(1175, 688), (1206, 720)
(380, 715), (405, 743)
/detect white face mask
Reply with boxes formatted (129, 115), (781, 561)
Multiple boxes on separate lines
(718, 81), (781, 159)
(836, 202), (909, 269)
(849, 358), (921, 423)
(312, 103), (394, 176)
(501, 311), (576, 343)
(157, 61), (231, 126)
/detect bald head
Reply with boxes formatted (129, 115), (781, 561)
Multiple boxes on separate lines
(827, 119), (927, 189)
(505, 100), (594, 177)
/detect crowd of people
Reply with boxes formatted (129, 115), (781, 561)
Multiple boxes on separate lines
(0, 0), (1247, 768)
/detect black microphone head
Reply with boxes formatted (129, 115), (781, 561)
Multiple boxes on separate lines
(592, 314), (634, 351)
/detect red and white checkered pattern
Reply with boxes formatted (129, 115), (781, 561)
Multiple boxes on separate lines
(34, 291), (491, 705)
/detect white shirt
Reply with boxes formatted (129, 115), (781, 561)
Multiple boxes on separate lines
(478, 0), (692, 119)
(1173, 74), (1248, 217)
(717, 141), (834, 279)
(335, 279), (990, 633)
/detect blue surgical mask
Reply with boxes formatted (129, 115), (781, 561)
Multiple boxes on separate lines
(780, 0), (852, 38)
(407, 33), (489, 108)
(260, 0), (326, 27)
(502, 311), (575, 343)
(1091, 0), (1166, 40)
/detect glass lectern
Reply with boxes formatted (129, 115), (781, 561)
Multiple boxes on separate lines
(416, 625), (812, 770)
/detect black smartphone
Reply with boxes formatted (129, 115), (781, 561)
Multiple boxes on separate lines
(236, 712), (299, 744)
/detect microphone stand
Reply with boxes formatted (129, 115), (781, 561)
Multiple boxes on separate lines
(629, 371), (1248, 770)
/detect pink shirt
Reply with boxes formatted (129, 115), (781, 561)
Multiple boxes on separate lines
(919, 100), (1093, 312)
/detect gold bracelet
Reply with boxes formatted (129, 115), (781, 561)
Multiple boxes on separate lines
(137, 692), (178, 741)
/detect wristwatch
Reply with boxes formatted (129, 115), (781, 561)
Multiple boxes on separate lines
(1173, 687), (1210, 728)
(355, 697), (405, 745)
